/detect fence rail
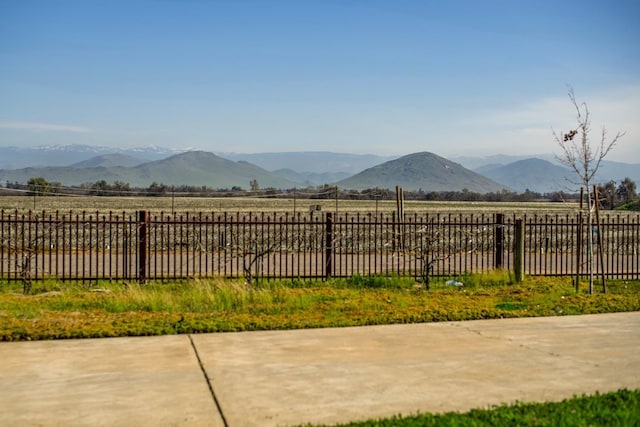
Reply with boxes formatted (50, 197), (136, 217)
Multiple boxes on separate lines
(1, 210), (639, 283)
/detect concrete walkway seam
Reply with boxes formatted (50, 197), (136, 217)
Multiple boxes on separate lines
(189, 334), (229, 427)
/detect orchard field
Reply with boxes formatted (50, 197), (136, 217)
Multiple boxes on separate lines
(3, 194), (637, 283)
(0, 194), (583, 216)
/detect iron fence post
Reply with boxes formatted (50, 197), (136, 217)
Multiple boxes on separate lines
(495, 213), (504, 269)
(514, 219), (524, 282)
(325, 212), (333, 279)
(138, 210), (147, 284)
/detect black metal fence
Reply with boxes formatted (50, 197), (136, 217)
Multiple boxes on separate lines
(1, 210), (639, 282)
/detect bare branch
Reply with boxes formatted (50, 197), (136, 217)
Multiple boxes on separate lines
(553, 86), (625, 293)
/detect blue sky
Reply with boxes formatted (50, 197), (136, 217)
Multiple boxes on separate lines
(1, 0), (639, 162)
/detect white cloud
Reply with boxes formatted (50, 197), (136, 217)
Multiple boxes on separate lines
(474, 85), (639, 129)
(458, 84), (640, 162)
(0, 121), (91, 133)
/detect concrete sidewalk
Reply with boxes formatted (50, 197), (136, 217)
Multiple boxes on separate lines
(1, 312), (639, 427)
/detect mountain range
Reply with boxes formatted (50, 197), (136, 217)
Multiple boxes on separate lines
(0, 151), (297, 189)
(0, 144), (176, 169)
(475, 159), (574, 193)
(472, 157), (640, 193)
(0, 144), (638, 193)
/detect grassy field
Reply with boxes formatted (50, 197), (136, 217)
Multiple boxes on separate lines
(1, 273), (639, 341)
(1, 194), (583, 216)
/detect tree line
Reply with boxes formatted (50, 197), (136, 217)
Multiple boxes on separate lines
(3, 176), (637, 209)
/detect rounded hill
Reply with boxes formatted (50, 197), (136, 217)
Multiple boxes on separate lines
(337, 152), (507, 193)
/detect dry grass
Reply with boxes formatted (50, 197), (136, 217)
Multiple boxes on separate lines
(1, 195), (582, 216)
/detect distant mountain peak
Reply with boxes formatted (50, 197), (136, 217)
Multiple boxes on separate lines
(337, 151), (507, 193)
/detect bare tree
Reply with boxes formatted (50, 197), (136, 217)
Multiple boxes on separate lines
(1, 212), (65, 294)
(553, 87), (625, 293)
(240, 234), (286, 287)
(404, 218), (491, 289)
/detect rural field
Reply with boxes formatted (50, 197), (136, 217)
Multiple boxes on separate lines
(0, 196), (640, 427)
(1, 194), (583, 216)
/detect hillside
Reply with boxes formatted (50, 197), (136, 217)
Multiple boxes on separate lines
(475, 158), (640, 193)
(0, 144), (179, 169)
(71, 154), (146, 168)
(2, 145), (637, 192)
(220, 151), (395, 174)
(452, 154), (557, 170)
(595, 161), (640, 184)
(336, 152), (507, 193)
(130, 151), (298, 188)
(0, 151), (298, 189)
(0, 166), (129, 187)
(272, 169), (351, 186)
(476, 158), (574, 193)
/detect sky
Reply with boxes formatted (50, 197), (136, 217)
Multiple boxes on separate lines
(1, 0), (639, 162)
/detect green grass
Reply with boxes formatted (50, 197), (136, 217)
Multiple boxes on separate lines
(1, 273), (639, 341)
(616, 200), (640, 211)
(303, 389), (640, 427)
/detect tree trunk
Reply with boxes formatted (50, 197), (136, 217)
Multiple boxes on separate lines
(586, 185), (594, 294)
